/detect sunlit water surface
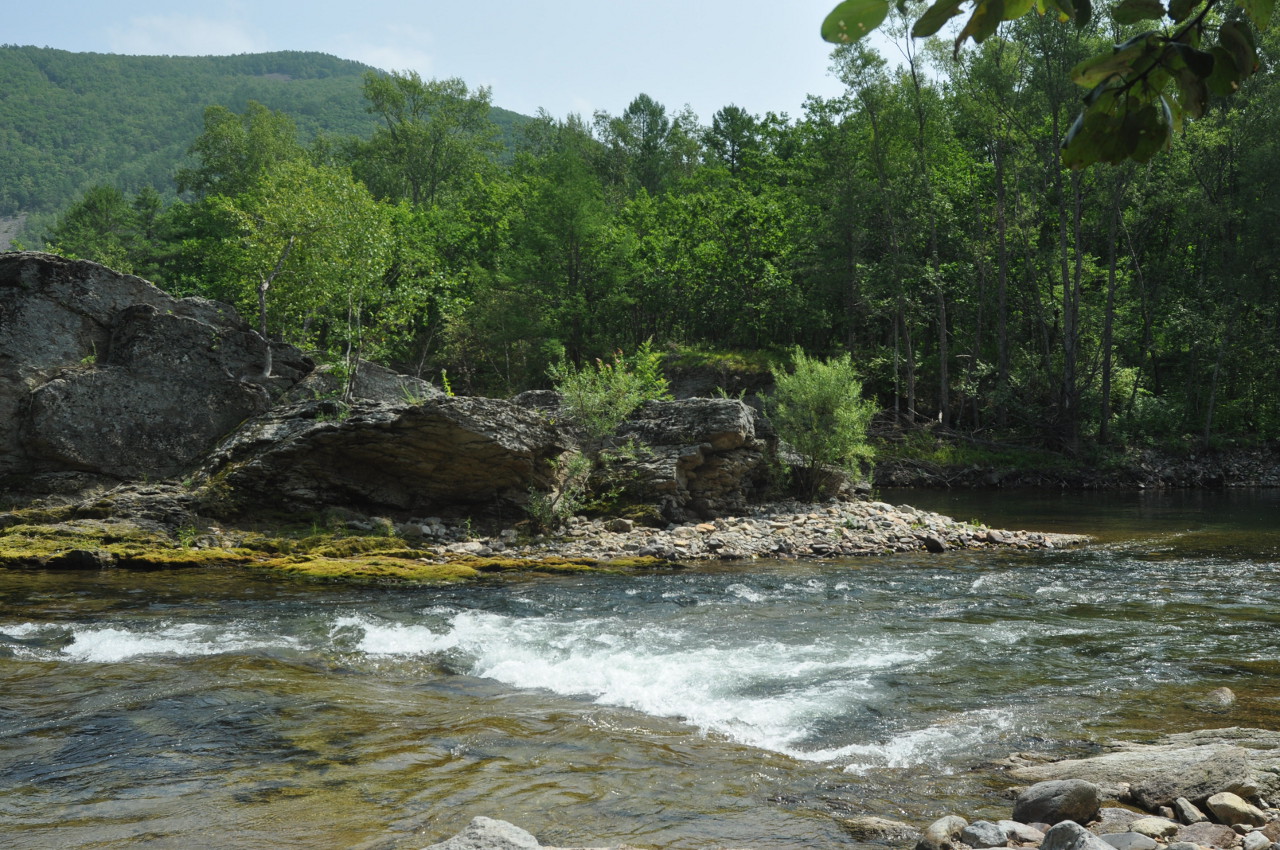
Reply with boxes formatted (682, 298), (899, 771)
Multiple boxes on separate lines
(2, 489), (1278, 849)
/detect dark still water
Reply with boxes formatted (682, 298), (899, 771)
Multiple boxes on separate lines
(2, 490), (1278, 849)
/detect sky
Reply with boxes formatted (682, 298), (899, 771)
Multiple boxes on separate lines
(7, 0), (873, 123)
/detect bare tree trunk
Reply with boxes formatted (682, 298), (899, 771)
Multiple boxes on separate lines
(256, 234), (296, 379)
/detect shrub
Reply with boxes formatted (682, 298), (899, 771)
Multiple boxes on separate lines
(768, 348), (877, 501)
(548, 339), (671, 440)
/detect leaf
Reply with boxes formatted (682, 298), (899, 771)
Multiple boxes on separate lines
(913, 0), (967, 36)
(1174, 67), (1210, 118)
(1219, 21), (1258, 78)
(1169, 41), (1216, 77)
(1113, 0), (1167, 23)
(1168, 0), (1198, 20)
(955, 0), (1006, 52)
(1070, 37), (1152, 87)
(1003, 0), (1037, 17)
(1239, 0), (1275, 29)
(1075, 0), (1094, 26)
(822, 0), (892, 42)
(1207, 45), (1242, 94)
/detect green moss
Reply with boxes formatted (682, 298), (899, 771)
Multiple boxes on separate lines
(251, 554), (481, 584)
(666, 345), (780, 374)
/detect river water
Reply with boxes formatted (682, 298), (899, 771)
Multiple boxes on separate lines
(2, 490), (1278, 849)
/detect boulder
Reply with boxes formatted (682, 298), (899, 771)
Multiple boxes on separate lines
(962, 820), (1010, 848)
(1175, 821), (1242, 848)
(1014, 780), (1103, 826)
(1009, 736), (1267, 810)
(1128, 818), (1179, 839)
(1175, 797), (1211, 825)
(1041, 821), (1120, 850)
(1241, 832), (1271, 850)
(1000, 820), (1047, 845)
(1205, 793), (1268, 827)
(423, 817), (541, 850)
(916, 816), (969, 850)
(0, 252), (309, 482)
(1097, 833), (1158, 850)
(837, 815), (919, 843)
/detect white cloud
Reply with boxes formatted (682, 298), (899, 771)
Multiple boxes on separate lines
(106, 15), (264, 56)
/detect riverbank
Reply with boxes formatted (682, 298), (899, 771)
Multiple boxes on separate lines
(0, 484), (1087, 582)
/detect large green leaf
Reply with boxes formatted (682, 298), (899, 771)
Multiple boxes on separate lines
(1219, 21), (1258, 78)
(1168, 0), (1198, 20)
(955, 0), (1006, 50)
(912, 0), (967, 37)
(1070, 36), (1153, 87)
(1239, 0), (1275, 29)
(1113, 0), (1167, 23)
(822, 0), (892, 42)
(1207, 45), (1242, 94)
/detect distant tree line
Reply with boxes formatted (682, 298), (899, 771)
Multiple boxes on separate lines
(30, 19), (1280, 453)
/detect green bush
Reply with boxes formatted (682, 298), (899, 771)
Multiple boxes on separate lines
(548, 339), (671, 440)
(769, 348), (877, 501)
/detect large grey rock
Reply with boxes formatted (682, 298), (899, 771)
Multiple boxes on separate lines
(1174, 821), (1241, 848)
(962, 820), (1010, 848)
(1241, 832), (1271, 850)
(0, 252), (309, 481)
(999, 820), (1047, 845)
(197, 396), (573, 514)
(1009, 733), (1272, 809)
(916, 816), (968, 850)
(1097, 833), (1158, 850)
(1128, 817), (1179, 839)
(423, 817), (541, 850)
(1175, 797), (1211, 825)
(1014, 780), (1103, 826)
(1205, 792), (1268, 827)
(1041, 821), (1119, 850)
(837, 815), (919, 843)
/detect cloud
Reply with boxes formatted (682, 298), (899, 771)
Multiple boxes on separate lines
(106, 15), (264, 56)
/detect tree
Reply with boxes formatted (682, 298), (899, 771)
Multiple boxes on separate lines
(768, 349), (878, 500)
(176, 101), (306, 198)
(357, 71), (500, 207)
(822, 0), (1274, 167)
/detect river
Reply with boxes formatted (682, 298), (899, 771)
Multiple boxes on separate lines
(2, 489), (1278, 849)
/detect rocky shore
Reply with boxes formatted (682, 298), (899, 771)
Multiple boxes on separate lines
(415, 727), (1280, 850)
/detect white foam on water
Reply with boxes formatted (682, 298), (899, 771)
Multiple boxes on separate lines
(835, 707), (1017, 773)
(341, 609), (932, 762)
(61, 622), (296, 663)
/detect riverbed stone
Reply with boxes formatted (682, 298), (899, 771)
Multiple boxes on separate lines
(1176, 821), (1242, 848)
(837, 815), (919, 843)
(1177, 797), (1211, 825)
(963, 820), (1009, 848)
(1014, 780), (1103, 826)
(1129, 817), (1180, 839)
(1206, 793), (1269, 827)
(1042, 821), (1120, 850)
(1098, 832), (1158, 850)
(423, 817), (541, 850)
(1000, 820), (1047, 845)
(1241, 832), (1272, 850)
(916, 815), (969, 850)
(1091, 809), (1144, 835)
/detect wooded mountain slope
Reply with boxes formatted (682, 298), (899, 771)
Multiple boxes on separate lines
(0, 46), (528, 216)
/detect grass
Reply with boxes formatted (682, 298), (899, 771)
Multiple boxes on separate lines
(665, 344), (780, 375)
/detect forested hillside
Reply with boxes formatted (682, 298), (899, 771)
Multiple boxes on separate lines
(0, 46), (529, 217)
(23, 19), (1280, 456)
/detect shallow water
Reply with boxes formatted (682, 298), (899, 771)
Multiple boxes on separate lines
(2, 490), (1278, 849)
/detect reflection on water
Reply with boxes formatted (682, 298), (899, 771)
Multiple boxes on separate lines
(1, 491), (1278, 849)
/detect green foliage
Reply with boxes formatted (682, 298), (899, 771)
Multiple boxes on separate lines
(549, 340), (672, 439)
(822, 0), (1273, 168)
(525, 452), (594, 532)
(768, 349), (878, 500)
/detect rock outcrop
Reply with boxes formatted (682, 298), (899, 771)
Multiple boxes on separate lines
(0, 252), (310, 484)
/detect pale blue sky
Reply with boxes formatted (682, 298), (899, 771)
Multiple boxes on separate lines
(8, 1), (869, 123)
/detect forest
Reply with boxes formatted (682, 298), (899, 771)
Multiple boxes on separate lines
(16, 14), (1280, 459)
